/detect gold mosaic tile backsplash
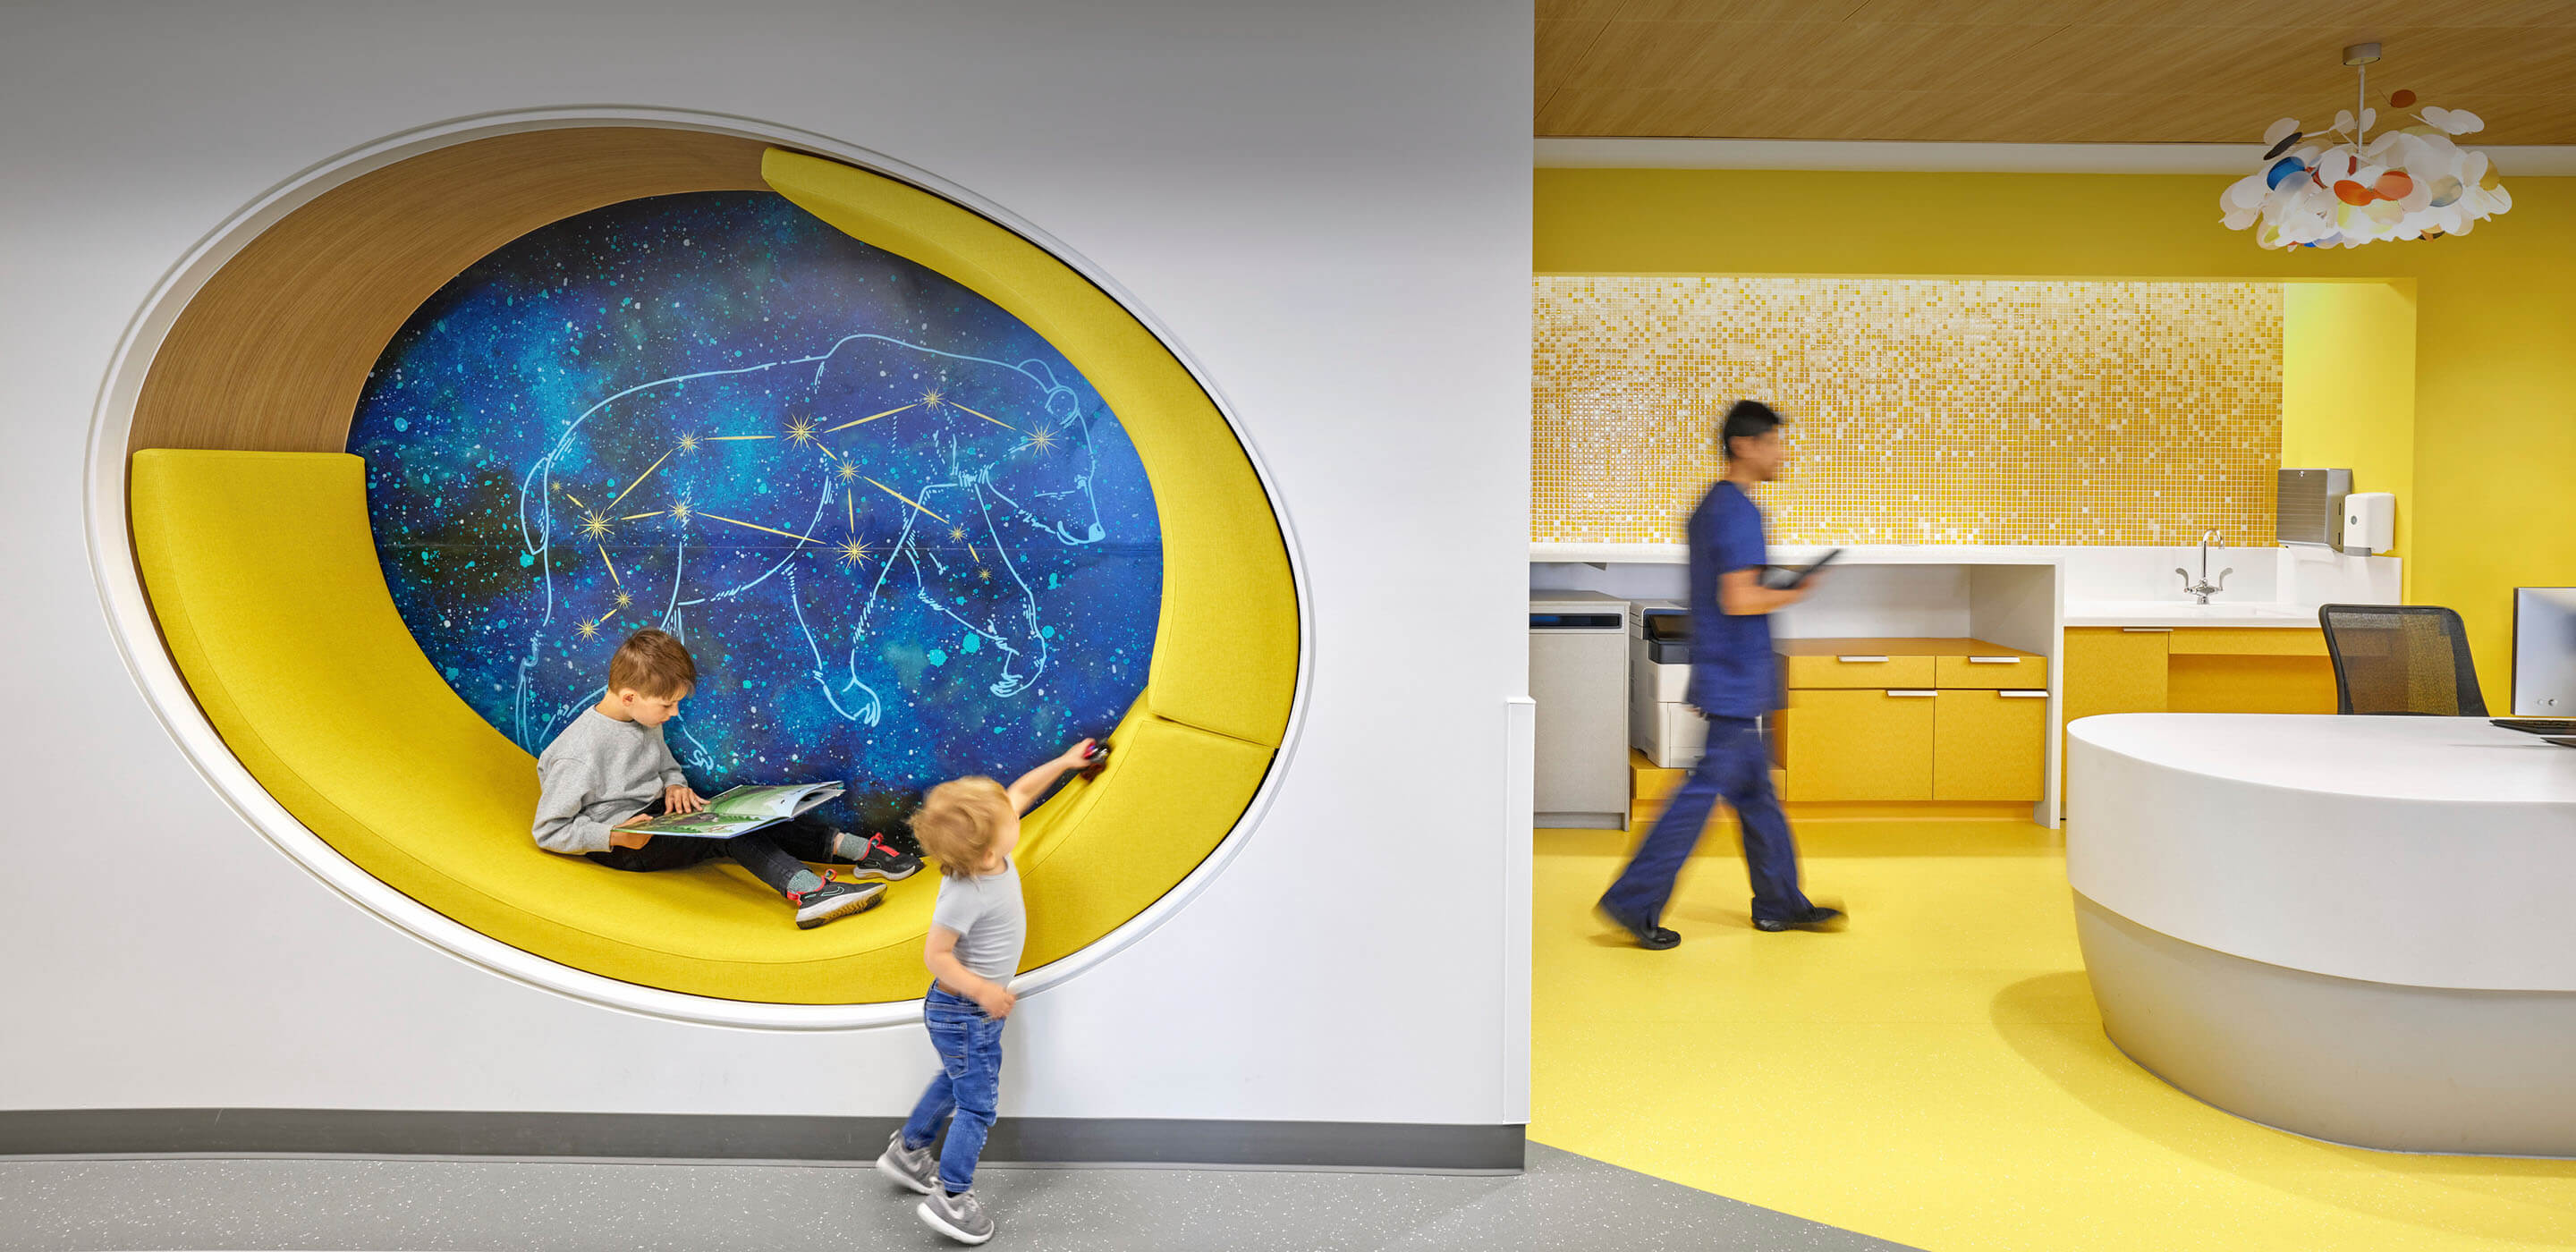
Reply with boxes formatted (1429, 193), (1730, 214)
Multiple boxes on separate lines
(1533, 277), (2283, 546)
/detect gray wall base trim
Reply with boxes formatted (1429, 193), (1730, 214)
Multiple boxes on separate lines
(2074, 890), (2576, 1158)
(0, 1110), (1524, 1173)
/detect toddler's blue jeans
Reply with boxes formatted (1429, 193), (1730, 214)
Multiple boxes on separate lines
(901, 983), (1006, 1193)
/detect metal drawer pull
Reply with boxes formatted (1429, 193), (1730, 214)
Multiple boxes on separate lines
(1968, 656), (2021, 664)
(1885, 689), (1938, 698)
(2120, 627), (2173, 633)
(1999, 689), (2050, 698)
(1837, 655), (1891, 663)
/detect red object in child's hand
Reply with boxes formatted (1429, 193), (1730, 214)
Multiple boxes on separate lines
(1081, 741), (1110, 777)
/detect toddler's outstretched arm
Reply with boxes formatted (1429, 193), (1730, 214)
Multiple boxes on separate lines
(1005, 738), (1101, 815)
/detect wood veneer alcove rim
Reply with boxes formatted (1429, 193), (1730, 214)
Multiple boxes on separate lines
(124, 126), (777, 461)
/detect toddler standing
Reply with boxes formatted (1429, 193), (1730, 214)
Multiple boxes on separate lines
(876, 738), (1100, 1245)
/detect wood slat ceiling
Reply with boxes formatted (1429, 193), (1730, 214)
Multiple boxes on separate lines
(1538, 0), (2576, 143)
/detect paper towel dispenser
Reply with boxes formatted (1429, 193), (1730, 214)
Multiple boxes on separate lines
(2277, 468), (2351, 548)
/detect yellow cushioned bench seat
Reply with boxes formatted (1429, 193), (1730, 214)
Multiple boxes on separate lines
(131, 449), (1276, 1003)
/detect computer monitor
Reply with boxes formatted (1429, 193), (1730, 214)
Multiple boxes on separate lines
(2512, 588), (2576, 715)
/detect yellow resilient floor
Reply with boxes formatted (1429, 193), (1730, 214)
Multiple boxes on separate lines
(1530, 820), (2576, 1252)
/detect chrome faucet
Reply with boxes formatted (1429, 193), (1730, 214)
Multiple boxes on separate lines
(2176, 530), (2232, 605)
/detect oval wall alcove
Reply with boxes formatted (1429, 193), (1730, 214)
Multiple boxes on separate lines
(119, 123), (1298, 1007)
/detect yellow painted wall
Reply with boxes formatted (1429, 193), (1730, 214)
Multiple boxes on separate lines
(1536, 168), (2576, 691)
(2281, 281), (2415, 577)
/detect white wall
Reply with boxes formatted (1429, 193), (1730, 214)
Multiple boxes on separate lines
(0, 1), (1532, 1124)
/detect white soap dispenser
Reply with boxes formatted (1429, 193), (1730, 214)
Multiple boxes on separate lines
(2343, 493), (2395, 555)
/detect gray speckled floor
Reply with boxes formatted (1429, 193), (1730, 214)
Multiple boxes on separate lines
(0, 1142), (1915, 1251)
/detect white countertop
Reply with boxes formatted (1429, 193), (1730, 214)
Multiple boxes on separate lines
(1531, 542), (2058, 566)
(2061, 599), (2323, 629)
(2072, 714), (2576, 804)
(2067, 714), (2576, 992)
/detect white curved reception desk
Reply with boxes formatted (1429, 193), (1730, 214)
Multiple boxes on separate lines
(2068, 714), (2576, 1156)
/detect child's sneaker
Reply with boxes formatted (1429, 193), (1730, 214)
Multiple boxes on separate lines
(875, 1131), (936, 1195)
(838, 831), (922, 882)
(789, 876), (883, 929)
(917, 1188), (995, 1245)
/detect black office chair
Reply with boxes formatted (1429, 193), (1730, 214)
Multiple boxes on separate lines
(2318, 605), (2487, 716)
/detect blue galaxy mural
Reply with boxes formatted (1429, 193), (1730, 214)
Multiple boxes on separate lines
(348, 190), (1162, 833)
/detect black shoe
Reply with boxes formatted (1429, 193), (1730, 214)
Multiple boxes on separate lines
(1596, 903), (1681, 950)
(836, 831), (922, 882)
(1753, 906), (1843, 933)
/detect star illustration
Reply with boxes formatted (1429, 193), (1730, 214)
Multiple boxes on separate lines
(920, 388), (944, 410)
(837, 537), (874, 566)
(579, 510), (613, 539)
(977, 566), (992, 581)
(677, 432), (700, 453)
(948, 525), (968, 543)
(835, 459), (860, 483)
(614, 589), (633, 609)
(784, 415), (819, 447)
(576, 618), (601, 639)
(1023, 425), (1059, 454)
(670, 499), (694, 524)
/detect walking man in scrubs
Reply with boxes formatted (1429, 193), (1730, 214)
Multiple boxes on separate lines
(1597, 401), (1842, 947)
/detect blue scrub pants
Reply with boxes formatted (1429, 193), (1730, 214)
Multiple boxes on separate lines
(1600, 715), (1812, 927)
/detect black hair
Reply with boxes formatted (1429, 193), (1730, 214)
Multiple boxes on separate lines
(1718, 400), (1784, 461)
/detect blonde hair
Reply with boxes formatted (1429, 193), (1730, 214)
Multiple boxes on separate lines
(608, 628), (697, 698)
(911, 776), (1013, 877)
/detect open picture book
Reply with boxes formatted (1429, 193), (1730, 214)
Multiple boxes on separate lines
(623, 782), (843, 839)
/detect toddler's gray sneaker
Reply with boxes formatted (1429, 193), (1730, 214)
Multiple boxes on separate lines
(918, 1188), (995, 1245)
(874, 1131), (935, 1195)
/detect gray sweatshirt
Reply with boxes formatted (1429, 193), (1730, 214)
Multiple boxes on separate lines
(531, 709), (688, 854)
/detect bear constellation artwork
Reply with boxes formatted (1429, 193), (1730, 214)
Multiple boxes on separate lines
(349, 191), (1162, 833)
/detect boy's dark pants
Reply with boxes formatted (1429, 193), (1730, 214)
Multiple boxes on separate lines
(584, 799), (838, 896)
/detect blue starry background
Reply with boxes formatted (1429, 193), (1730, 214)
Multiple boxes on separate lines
(348, 190), (1162, 835)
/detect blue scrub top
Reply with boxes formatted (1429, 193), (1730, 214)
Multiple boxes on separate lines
(1685, 479), (1776, 719)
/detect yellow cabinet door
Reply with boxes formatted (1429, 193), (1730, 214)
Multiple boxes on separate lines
(1935, 653), (2047, 689)
(2062, 627), (2169, 728)
(1783, 652), (1939, 689)
(2164, 627), (2328, 656)
(1780, 689), (1935, 801)
(1934, 689), (2048, 801)
(2061, 628), (2170, 814)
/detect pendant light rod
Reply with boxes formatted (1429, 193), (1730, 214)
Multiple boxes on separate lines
(2345, 42), (2379, 146)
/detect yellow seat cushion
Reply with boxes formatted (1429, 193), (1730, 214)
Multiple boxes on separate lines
(130, 449), (1277, 1003)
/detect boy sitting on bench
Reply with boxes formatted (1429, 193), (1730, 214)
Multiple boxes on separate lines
(531, 627), (919, 928)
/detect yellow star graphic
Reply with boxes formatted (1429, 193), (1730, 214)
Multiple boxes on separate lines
(1024, 426), (1058, 453)
(838, 537), (873, 566)
(784, 416), (818, 447)
(835, 460), (860, 482)
(579, 510), (612, 539)
(677, 432), (700, 453)
(977, 567), (992, 581)
(576, 618), (600, 639)
(671, 500), (693, 523)
(921, 388), (944, 409)
(948, 525), (968, 543)
(614, 589), (633, 609)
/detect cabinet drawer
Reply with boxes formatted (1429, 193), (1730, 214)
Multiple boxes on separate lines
(1934, 689), (2048, 801)
(1935, 653), (2046, 689)
(2165, 627), (2327, 656)
(1784, 652), (1937, 689)
(1779, 689), (1934, 801)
